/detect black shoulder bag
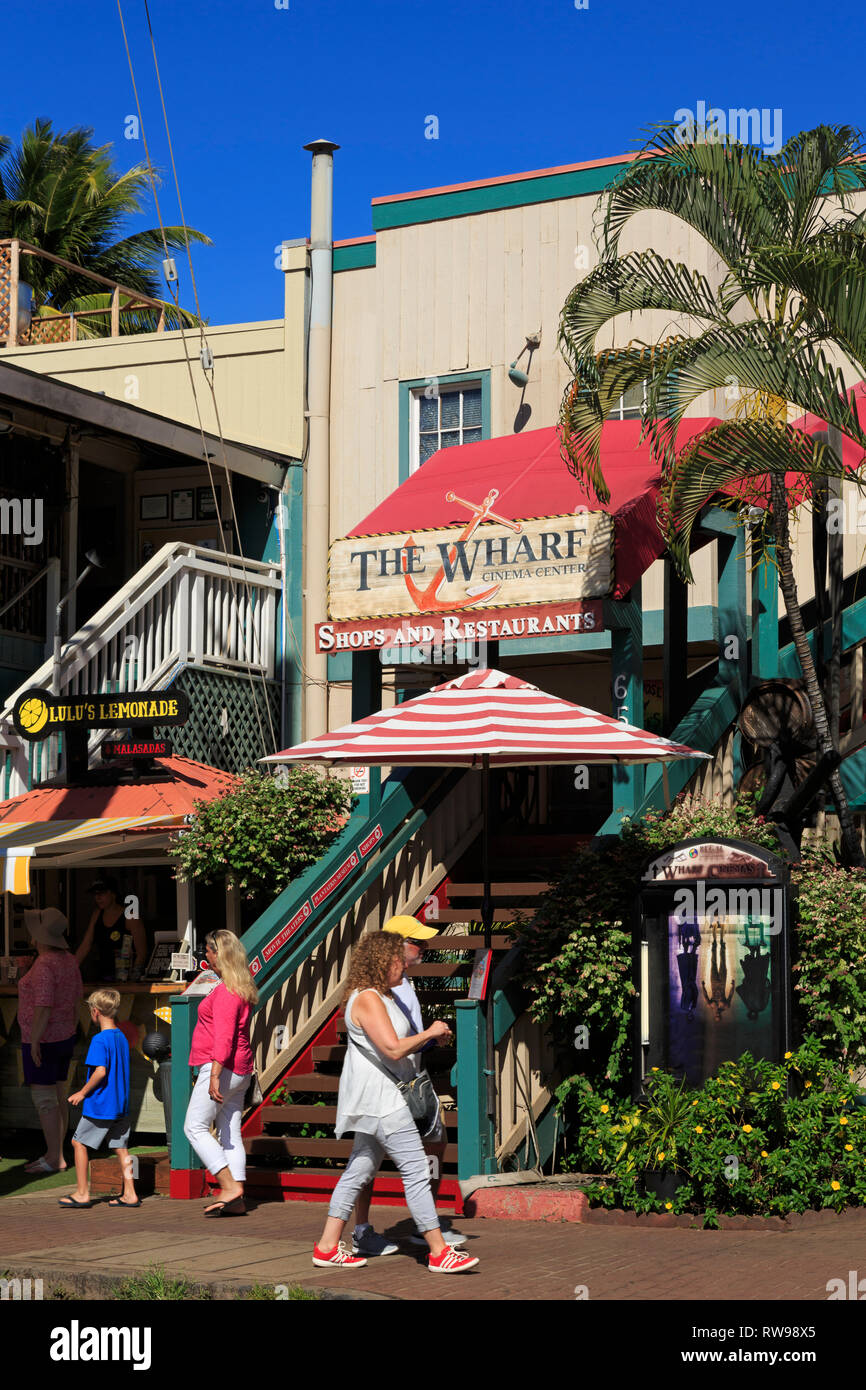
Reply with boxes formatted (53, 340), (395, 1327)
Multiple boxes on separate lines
(348, 1035), (441, 1139)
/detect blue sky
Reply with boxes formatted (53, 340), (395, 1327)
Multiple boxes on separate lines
(5, 0), (866, 324)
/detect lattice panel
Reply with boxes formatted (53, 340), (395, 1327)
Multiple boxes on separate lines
(0, 244), (11, 342)
(26, 315), (72, 345)
(155, 666), (282, 774)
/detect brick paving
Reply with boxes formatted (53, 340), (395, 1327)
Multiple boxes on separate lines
(2, 1188), (865, 1300)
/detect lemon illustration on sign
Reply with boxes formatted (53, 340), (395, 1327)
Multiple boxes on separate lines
(17, 695), (49, 735)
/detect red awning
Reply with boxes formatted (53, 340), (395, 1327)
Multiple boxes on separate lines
(346, 419), (721, 598)
(0, 756), (238, 826)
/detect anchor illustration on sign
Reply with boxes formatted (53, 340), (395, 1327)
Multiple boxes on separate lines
(401, 489), (522, 613)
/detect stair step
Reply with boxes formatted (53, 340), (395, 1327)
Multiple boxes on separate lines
(447, 881), (551, 896)
(263, 1104), (338, 1124)
(311, 1044), (456, 1066)
(432, 912), (526, 925)
(274, 1072), (455, 1095)
(270, 1072), (340, 1092)
(408, 989), (470, 1005)
(421, 931), (516, 946)
(246, 1135), (459, 1162)
(260, 1104), (459, 1129)
(406, 962), (473, 977)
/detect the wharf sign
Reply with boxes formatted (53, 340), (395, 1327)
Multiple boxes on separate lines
(328, 488), (613, 624)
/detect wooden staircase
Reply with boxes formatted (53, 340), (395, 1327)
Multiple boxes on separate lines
(237, 880), (550, 1210)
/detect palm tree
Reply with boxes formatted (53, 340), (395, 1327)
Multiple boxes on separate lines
(0, 120), (210, 333)
(558, 123), (866, 864)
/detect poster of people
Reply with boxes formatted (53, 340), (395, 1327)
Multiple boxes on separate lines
(667, 913), (774, 1084)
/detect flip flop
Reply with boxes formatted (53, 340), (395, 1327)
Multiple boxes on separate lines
(26, 1158), (63, 1174)
(203, 1196), (246, 1217)
(58, 1196), (93, 1209)
(108, 1197), (142, 1208)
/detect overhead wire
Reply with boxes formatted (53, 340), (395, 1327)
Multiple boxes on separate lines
(141, 0), (328, 711)
(117, 0), (277, 755)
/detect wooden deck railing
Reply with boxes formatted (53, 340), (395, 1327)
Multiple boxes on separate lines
(0, 238), (181, 346)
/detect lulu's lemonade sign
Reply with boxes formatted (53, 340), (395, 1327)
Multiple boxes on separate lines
(328, 488), (613, 622)
(12, 688), (190, 740)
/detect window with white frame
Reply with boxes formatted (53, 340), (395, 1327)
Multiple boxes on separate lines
(411, 382), (483, 471)
(607, 379), (648, 420)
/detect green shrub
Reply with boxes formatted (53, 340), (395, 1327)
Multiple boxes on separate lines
(792, 853), (866, 1066)
(172, 767), (354, 904)
(557, 1041), (866, 1216)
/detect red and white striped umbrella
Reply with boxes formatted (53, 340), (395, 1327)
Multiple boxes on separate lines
(263, 668), (709, 768)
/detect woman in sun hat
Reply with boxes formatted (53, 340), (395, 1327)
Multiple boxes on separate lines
(17, 908), (84, 1173)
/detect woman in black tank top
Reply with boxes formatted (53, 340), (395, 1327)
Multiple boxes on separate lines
(74, 876), (147, 980)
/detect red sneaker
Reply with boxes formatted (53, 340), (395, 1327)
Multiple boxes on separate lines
(312, 1240), (367, 1268)
(428, 1247), (479, 1274)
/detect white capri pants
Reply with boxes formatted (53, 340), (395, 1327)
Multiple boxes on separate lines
(183, 1064), (249, 1181)
(328, 1122), (439, 1234)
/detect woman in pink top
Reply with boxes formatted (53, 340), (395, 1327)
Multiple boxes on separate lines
(183, 929), (257, 1216)
(18, 909), (84, 1173)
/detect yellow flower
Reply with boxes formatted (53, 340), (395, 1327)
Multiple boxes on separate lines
(761, 1150), (769, 1158)
(664, 1202), (673, 1210)
(651, 1067), (659, 1072)
(771, 1082), (781, 1091)
(742, 1125), (752, 1133)
(784, 1051), (792, 1059)
(657, 1151), (665, 1161)
(598, 1147), (603, 1156)
(831, 1181), (841, 1191)
(692, 1099), (699, 1107)
(840, 1116), (849, 1125)
(695, 1126), (703, 1134)
(600, 1105), (609, 1114)
(804, 1080), (812, 1088)
(845, 1144), (853, 1152)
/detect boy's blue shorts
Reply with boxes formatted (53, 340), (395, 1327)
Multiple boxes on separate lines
(72, 1114), (131, 1150)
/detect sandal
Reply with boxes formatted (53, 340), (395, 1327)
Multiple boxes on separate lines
(26, 1158), (64, 1174)
(58, 1196), (93, 1209)
(108, 1197), (142, 1208)
(203, 1195), (246, 1217)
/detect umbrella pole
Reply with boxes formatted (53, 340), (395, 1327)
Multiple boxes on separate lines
(482, 754), (496, 1123)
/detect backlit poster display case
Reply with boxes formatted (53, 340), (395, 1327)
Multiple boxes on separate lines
(634, 838), (794, 1089)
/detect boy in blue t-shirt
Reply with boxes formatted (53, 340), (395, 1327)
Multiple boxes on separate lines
(61, 988), (139, 1209)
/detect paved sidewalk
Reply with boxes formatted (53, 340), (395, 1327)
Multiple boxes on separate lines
(2, 1189), (865, 1300)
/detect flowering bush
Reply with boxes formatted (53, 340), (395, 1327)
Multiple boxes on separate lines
(172, 768), (354, 903)
(557, 1041), (866, 1217)
(791, 853), (866, 1066)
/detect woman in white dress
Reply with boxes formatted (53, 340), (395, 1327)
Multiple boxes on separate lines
(312, 931), (478, 1274)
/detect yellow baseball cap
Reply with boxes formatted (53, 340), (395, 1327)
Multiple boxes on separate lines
(382, 915), (439, 940)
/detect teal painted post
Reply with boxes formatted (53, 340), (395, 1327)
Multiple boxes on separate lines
(706, 509), (748, 695)
(609, 581), (644, 822)
(284, 468), (305, 748)
(351, 650), (382, 815)
(455, 1000), (496, 1178)
(751, 542), (779, 679)
(169, 994), (201, 1182)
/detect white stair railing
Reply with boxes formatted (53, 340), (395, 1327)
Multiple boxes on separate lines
(1, 543), (282, 796)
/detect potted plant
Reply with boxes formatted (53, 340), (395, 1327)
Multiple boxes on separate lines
(635, 1071), (696, 1199)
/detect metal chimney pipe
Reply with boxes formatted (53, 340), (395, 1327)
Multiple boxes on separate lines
(302, 138), (339, 740)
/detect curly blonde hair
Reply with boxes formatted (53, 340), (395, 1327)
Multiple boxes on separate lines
(206, 929), (259, 1005)
(341, 931), (405, 1007)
